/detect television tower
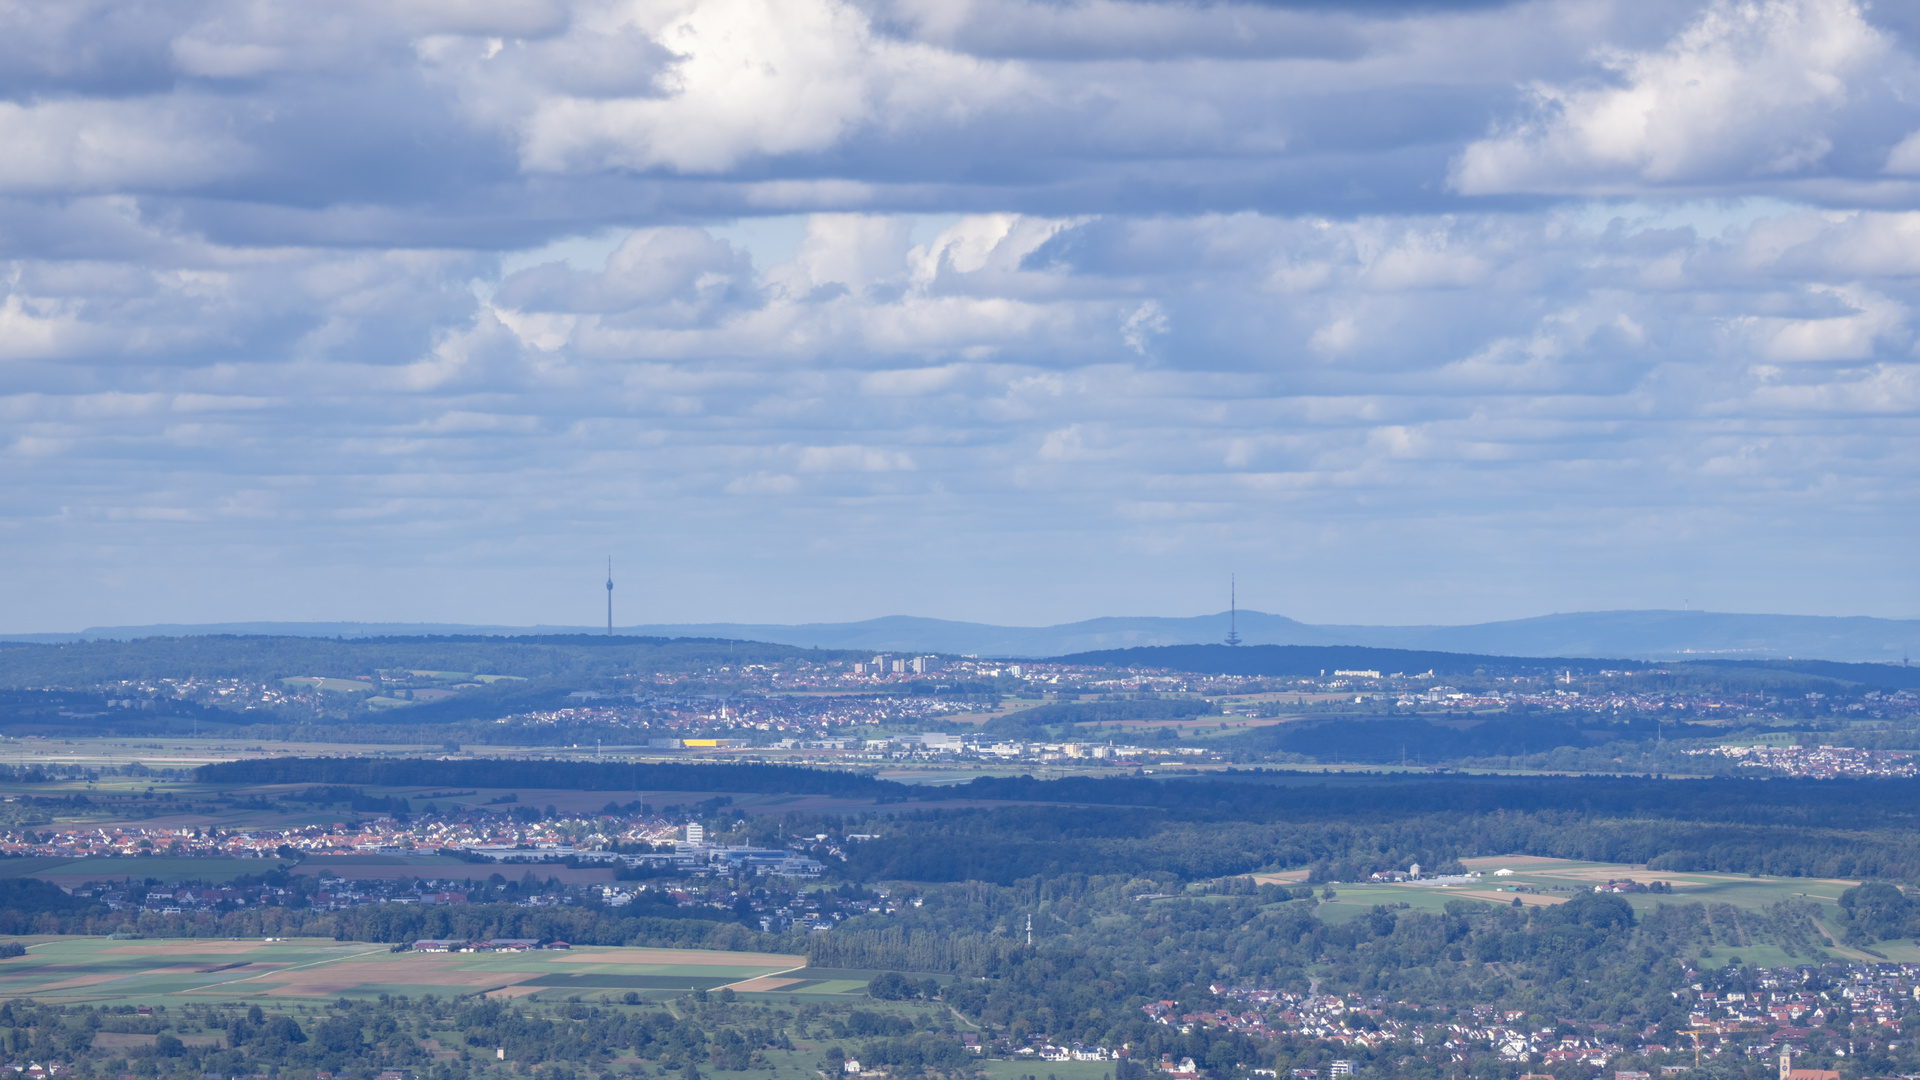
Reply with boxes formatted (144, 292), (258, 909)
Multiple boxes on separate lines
(1225, 574), (1241, 646)
(605, 557), (614, 636)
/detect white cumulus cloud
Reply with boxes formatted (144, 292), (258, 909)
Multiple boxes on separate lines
(1454, 0), (1900, 194)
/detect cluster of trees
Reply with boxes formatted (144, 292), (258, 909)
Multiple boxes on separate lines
(832, 795), (1920, 884)
(1835, 883), (1920, 945)
(200, 757), (1920, 838)
(0, 987), (973, 1080)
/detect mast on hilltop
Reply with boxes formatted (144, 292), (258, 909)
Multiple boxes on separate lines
(1226, 574), (1242, 646)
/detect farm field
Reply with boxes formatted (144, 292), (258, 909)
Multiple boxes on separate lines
(0, 938), (862, 1007)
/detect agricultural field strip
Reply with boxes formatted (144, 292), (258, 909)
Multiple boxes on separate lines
(0, 942), (810, 1003)
(179, 944), (390, 993)
(2, 941), (387, 998)
(715, 961), (809, 992)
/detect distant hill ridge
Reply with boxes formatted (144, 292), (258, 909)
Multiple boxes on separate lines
(1053, 643), (1920, 689)
(5, 608), (1917, 664)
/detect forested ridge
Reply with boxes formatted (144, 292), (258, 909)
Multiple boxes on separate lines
(0, 636), (855, 687)
(1056, 644), (1920, 691)
(189, 761), (1920, 881)
(198, 758), (1920, 829)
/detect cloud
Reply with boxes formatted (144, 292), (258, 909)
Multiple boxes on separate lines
(1120, 301), (1168, 355)
(495, 227), (756, 317)
(1453, 0), (1907, 194)
(796, 444), (916, 471)
(8, 203), (1919, 629)
(725, 471), (800, 494)
(865, 0), (1369, 61)
(0, 97), (252, 193)
(5, 0), (1920, 629)
(1886, 129), (1920, 174)
(506, 0), (1018, 175)
(1730, 284), (1909, 361)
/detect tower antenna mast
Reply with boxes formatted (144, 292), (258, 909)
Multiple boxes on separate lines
(606, 557), (614, 636)
(1226, 574), (1241, 646)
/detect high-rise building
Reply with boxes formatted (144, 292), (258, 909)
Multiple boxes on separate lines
(686, 823), (705, 845)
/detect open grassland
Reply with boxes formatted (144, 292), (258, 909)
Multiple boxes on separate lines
(1263, 856), (1863, 920)
(1280, 855), (1911, 966)
(1452, 855), (1860, 912)
(0, 938), (858, 1007)
(977, 1059), (1119, 1080)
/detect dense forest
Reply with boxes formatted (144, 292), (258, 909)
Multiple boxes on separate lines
(187, 760), (1920, 881)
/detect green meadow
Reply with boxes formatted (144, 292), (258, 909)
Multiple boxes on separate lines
(1304, 856), (1898, 966)
(977, 1059), (1119, 1080)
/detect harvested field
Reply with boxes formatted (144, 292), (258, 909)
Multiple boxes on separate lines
(728, 976), (802, 992)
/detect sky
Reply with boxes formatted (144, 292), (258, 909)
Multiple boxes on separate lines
(4, 0), (1920, 632)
